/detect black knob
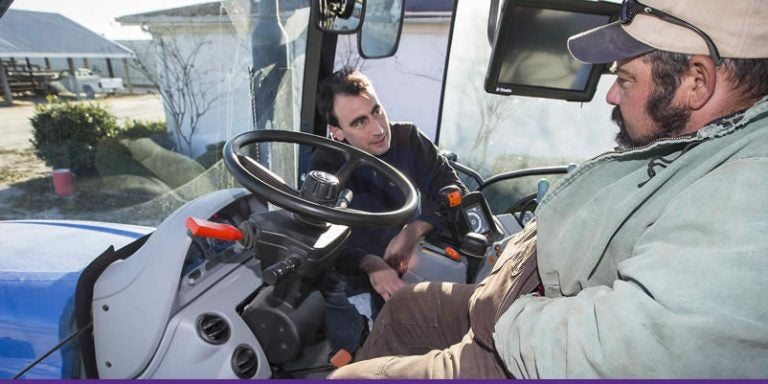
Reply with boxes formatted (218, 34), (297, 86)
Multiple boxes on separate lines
(460, 232), (488, 259)
(302, 170), (340, 206)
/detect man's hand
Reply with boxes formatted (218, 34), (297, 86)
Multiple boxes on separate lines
(360, 254), (406, 301)
(368, 267), (405, 301)
(383, 220), (434, 274)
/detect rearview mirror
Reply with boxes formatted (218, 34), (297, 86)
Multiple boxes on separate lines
(358, 0), (404, 58)
(0, 0), (13, 20)
(315, 0), (366, 34)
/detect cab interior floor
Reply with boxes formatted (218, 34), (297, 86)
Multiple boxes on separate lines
(272, 338), (335, 379)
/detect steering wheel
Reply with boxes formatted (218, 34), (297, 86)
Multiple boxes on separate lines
(223, 130), (418, 227)
(505, 192), (538, 228)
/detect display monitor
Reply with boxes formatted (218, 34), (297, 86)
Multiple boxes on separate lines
(484, 0), (619, 101)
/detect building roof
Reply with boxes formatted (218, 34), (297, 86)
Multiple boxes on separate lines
(405, 0), (453, 21)
(0, 9), (133, 59)
(406, 0), (453, 13)
(116, 2), (228, 23)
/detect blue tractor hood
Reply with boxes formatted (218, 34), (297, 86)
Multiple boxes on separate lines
(0, 220), (152, 379)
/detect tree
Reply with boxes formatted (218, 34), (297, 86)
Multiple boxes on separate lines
(126, 34), (222, 155)
(335, 34), (367, 70)
(465, 78), (517, 165)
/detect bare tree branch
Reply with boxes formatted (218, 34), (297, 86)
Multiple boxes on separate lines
(335, 35), (367, 70)
(124, 33), (222, 154)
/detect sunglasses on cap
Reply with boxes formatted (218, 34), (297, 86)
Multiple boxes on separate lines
(620, 0), (722, 65)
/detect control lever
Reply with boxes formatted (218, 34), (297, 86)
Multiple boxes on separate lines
(335, 188), (353, 208)
(439, 184), (464, 243)
(185, 216), (243, 241)
(460, 232), (489, 283)
(536, 178), (550, 203)
(263, 187), (352, 286)
(263, 254), (303, 285)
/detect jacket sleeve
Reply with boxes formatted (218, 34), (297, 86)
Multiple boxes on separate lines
(406, 125), (468, 231)
(493, 158), (768, 378)
(308, 146), (342, 174)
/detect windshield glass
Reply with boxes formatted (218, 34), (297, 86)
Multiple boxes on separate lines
(0, 0), (308, 226)
(438, 0), (617, 213)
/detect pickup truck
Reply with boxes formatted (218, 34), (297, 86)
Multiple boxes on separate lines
(50, 68), (124, 98)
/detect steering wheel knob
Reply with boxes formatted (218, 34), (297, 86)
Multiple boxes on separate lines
(301, 170), (340, 206)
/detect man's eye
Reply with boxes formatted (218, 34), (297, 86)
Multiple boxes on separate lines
(352, 118), (366, 128)
(373, 108), (383, 115)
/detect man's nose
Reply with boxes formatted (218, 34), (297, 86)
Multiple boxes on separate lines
(606, 81), (620, 105)
(370, 119), (385, 135)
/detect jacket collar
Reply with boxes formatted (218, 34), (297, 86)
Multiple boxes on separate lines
(697, 95), (768, 140)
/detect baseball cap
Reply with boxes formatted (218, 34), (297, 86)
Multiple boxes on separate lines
(568, 0), (768, 64)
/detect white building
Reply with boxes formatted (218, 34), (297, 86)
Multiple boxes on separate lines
(116, 0), (452, 156)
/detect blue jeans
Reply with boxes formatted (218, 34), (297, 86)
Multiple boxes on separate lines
(319, 271), (383, 355)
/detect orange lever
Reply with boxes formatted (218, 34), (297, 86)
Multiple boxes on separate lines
(186, 216), (244, 241)
(447, 190), (462, 208)
(444, 246), (461, 262)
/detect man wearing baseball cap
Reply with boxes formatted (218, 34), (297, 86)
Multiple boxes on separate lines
(330, 0), (768, 378)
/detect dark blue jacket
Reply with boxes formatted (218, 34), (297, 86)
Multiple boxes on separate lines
(309, 122), (466, 277)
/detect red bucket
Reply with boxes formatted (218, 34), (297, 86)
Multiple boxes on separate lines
(52, 169), (74, 196)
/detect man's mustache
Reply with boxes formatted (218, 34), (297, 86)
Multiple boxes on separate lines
(611, 106), (624, 129)
(611, 106), (634, 149)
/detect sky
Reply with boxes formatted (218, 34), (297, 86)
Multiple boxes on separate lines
(8, 0), (212, 40)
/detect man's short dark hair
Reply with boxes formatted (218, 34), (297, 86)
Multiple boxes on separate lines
(644, 52), (768, 103)
(317, 66), (371, 127)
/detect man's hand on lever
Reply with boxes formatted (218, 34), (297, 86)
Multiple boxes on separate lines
(383, 220), (434, 274)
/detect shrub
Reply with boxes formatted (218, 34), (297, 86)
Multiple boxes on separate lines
(95, 120), (174, 179)
(95, 137), (157, 180)
(117, 120), (174, 150)
(30, 96), (118, 174)
(195, 141), (225, 168)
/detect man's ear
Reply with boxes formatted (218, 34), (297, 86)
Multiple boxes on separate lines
(328, 125), (344, 141)
(684, 55), (717, 110)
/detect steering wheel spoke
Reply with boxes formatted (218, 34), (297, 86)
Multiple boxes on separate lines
(333, 154), (367, 186)
(238, 154), (300, 196)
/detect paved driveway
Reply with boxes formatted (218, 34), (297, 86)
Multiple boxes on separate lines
(0, 94), (165, 150)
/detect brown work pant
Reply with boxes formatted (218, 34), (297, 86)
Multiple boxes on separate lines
(329, 222), (539, 379)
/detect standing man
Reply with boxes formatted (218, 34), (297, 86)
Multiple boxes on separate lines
(330, 0), (768, 378)
(310, 66), (466, 363)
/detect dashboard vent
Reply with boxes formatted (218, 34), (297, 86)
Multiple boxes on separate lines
(231, 344), (258, 378)
(196, 313), (230, 345)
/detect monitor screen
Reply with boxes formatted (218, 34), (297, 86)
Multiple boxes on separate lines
(464, 202), (491, 235)
(484, 0), (618, 101)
